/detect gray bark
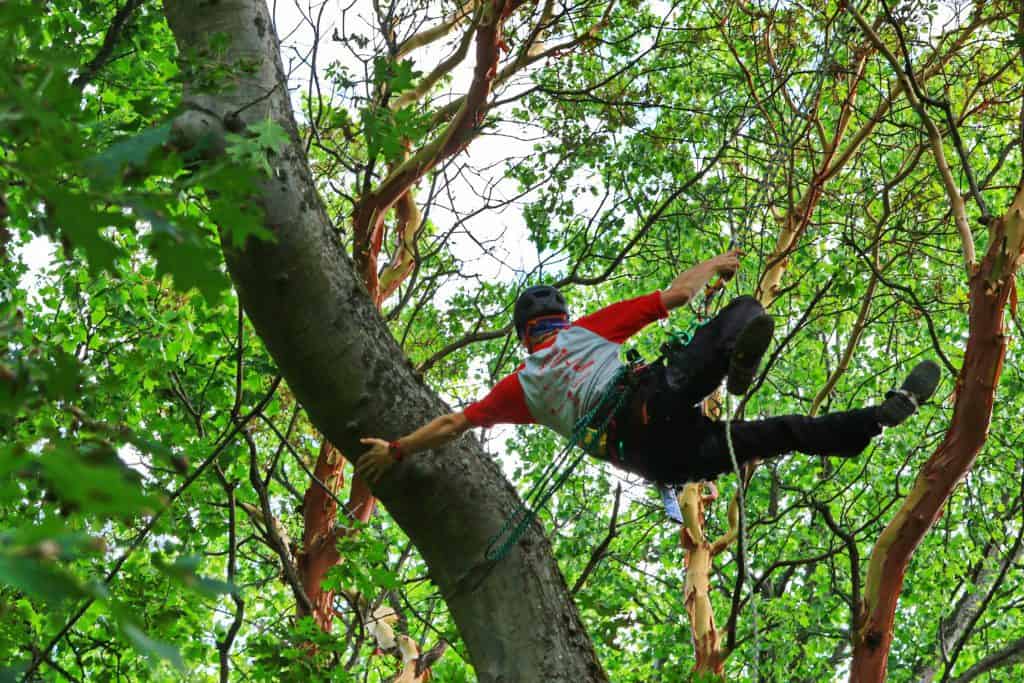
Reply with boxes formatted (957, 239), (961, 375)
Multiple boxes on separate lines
(915, 538), (1024, 683)
(160, 1), (607, 680)
(947, 637), (1024, 683)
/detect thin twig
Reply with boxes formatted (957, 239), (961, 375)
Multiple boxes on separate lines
(570, 484), (622, 595)
(72, 0), (147, 89)
(24, 377), (283, 681)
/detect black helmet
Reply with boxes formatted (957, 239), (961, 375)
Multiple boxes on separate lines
(514, 285), (568, 339)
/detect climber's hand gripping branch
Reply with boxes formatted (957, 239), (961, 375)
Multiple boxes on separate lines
(357, 412), (471, 484)
(661, 249), (742, 310)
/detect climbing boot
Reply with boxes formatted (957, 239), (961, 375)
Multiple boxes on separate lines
(726, 314), (775, 395)
(877, 360), (941, 427)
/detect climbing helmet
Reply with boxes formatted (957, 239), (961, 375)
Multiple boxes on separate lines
(513, 285), (568, 339)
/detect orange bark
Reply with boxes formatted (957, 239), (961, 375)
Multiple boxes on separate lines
(849, 187), (1024, 681)
(680, 483), (726, 674)
(297, 442), (345, 630)
(352, 0), (523, 300)
(297, 442), (379, 632)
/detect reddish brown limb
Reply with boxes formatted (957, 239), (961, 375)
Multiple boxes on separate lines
(849, 183), (1024, 681)
(353, 0), (524, 299)
(298, 441), (345, 630)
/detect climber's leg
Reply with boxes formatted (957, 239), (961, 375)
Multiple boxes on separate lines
(637, 361), (941, 484)
(662, 295), (772, 407)
(670, 408), (883, 482)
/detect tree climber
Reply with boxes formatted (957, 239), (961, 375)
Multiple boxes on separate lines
(357, 250), (940, 486)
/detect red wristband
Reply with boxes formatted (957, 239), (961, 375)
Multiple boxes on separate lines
(388, 441), (404, 462)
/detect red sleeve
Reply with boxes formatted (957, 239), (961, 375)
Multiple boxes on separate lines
(463, 372), (536, 428)
(573, 291), (669, 343)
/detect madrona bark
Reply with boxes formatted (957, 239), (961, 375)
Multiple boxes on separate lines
(849, 185), (1024, 681)
(162, 1), (607, 680)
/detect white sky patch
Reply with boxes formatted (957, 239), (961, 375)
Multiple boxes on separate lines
(16, 234), (58, 298)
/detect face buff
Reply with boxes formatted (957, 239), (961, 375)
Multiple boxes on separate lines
(524, 314), (570, 348)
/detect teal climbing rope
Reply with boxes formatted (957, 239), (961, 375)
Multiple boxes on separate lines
(484, 365), (635, 561)
(484, 308), (716, 562)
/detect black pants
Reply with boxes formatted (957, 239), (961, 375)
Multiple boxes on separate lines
(614, 296), (882, 484)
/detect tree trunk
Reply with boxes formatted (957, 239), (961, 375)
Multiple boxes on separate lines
(849, 186), (1024, 681)
(162, 1), (607, 680)
(679, 483), (726, 675)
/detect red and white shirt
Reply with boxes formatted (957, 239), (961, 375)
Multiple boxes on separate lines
(463, 292), (668, 437)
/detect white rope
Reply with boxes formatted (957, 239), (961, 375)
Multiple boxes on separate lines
(723, 392), (760, 678)
(706, 12), (857, 678)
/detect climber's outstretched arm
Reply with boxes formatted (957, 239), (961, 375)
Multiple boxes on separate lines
(661, 249), (742, 310)
(357, 412), (471, 483)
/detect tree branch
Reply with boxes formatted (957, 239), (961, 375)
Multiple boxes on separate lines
(847, 1), (976, 269)
(391, 7), (479, 111)
(245, 428), (314, 615)
(213, 466), (245, 683)
(947, 636), (1024, 683)
(73, 0), (147, 90)
(570, 484), (622, 595)
(879, 0), (991, 221)
(939, 522), (1024, 683)
(395, 0), (479, 60)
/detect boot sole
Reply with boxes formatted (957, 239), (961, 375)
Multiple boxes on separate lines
(727, 315), (774, 395)
(901, 360), (941, 403)
(878, 360), (941, 426)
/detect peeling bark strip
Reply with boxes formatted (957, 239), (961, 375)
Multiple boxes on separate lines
(297, 441), (375, 634)
(849, 185), (1024, 682)
(162, 1), (607, 680)
(352, 0), (526, 299)
(297, 442), (344, 631)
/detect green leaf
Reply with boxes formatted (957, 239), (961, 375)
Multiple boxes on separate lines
(154, 554), (237, 599)
(41, 349), (82, 401)
(48, 191), (125, 271)
(0, 555), (85, 603)
(372, 57), (421, 94)
(133, 204), (230, 303)
(85, 123), (173, 186)
(208, 193), (273, 249)
(37, 440), (156, 517)
(120, 622), (185, 671)
(250, 118), (290, 154)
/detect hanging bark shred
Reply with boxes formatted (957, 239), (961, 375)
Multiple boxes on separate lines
(352, 0), (525, 300)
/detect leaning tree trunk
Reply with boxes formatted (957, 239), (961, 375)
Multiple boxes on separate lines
(849, 185), (1024, 681)
(161, 1), (607, 680)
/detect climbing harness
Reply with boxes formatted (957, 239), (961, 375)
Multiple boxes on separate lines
(484, 360), (641, 561)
